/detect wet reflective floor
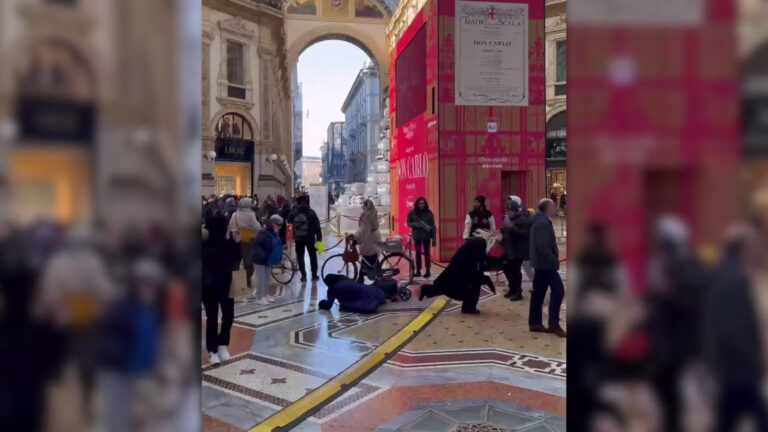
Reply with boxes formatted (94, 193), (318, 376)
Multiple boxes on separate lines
(202, 238), (566, 431)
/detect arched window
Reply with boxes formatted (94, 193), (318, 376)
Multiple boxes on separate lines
(215, 113), (254, 140)
(546, 111), (566, 160)
(20, 40), (94, 101)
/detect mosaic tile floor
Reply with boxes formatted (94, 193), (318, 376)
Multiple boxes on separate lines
(202, 236), (567, 431)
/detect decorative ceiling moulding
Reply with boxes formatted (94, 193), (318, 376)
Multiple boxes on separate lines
(385, 0), (426, 52)
(206, 0), (284, 20)
(219, 16), (256, 40)
(545, 16), (566, 30)
(202, 21), (216, 44)
(18, 1), (94, 37)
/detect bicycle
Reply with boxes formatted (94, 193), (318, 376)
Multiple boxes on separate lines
(320, 235), (415, 299)
(271, 244), (299, 284)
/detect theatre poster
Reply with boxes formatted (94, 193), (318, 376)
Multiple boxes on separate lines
(455, 1), (528, 106)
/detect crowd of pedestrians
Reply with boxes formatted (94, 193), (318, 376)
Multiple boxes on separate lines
(568, 216), (768, 431)
(0, 218), (199, 432)
(203, 193), (323, 364)
(411, 194), (565, 336)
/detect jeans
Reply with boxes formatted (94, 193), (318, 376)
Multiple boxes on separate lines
(414, 238), (431, 273)
(503, 258), (524, 295)
(252, 265), (270, 300)
(295, 240), (318, 278)
(202, 270), (234, 353)
(529, 269), (564, 327)
(241, 242), (254, 288)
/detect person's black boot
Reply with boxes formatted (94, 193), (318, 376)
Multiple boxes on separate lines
(508, 292), (523, 301)
(461, 309), (480, 315)
(548, 325), (567, 338)
(311, 274), (320, 282)
(415, 269), (421, 278)
(300, 274), (307, 282)
(529, 325), (552, 333)
(423, 269), (431, 279)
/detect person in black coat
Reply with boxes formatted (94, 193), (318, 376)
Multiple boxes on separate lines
(319, 274), (386, 314)
(419, 235), (497, 314)
(202, 212), (241, 364)
(646, 216), (709, 432)
(501, 196), (533, 301)
(407, 197), (437, 278)
(529, 198), (566, 337)
(705, 225), (768, 432)
(287, 195), (323, 282)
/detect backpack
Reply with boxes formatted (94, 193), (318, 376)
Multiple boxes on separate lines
(267, 232), (283, 266)
(293, 212), (310, 241)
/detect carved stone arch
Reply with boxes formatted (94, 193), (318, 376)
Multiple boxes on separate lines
(286, 22), (390, 101)
(211, 107), (261, 140)
(546, 107), (566, 123)
(18, 38), (97, 101)
(288, 27), (387, 76)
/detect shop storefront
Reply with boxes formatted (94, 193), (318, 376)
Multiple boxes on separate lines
(546, 110), (566, 197)
(743, 43), (768, 226)
(214, 113), (254, 196)
(12, 41), (95, 225)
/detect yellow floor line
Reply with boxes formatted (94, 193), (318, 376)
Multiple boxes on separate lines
(248, 295), (451, 432)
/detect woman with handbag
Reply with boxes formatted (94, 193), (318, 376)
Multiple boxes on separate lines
(353, 199), (381, 283)
(227, 198), (261, 288)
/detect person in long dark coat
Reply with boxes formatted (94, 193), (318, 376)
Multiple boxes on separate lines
(202, 212), (241, 364)
(419, 234), (497, 314)
(705, 225), (768, 432)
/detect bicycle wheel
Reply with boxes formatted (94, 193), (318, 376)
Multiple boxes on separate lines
(321, 253), (358, 281)
(378, 253), (414, 285)
(271, 256), (297, 284)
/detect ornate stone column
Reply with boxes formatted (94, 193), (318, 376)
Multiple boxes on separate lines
(202, 21), (216, 195)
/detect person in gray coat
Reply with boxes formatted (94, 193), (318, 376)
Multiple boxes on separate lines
(528, 198), (566, 337)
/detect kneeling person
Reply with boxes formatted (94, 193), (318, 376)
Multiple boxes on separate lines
(319, 274), (386, 314)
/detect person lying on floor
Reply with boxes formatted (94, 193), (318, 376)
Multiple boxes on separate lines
(419, 230), (499, 314)
(318, 274), (386, 314)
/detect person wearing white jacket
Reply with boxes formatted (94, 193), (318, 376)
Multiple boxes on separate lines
(228, 198), (262, 288)
(463, 195), (496, 239)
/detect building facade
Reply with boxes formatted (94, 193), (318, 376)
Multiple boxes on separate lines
(301, 155), (323, 187)
(324, 121), (347, 195)
(202, 0), (293, 200)
(292, 63), (303, 189)
(0, 0), (196, 229)
(341, 63), (380, 183)
(545, 0), (566, 199)
(741, 0), (768, 225)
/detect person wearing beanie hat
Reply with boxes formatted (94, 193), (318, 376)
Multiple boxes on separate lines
(269, 214), (284, 226)
(250, 214), (284, 305)
(463, 195), (496, 239)
(501, 195), (533, 301)
(507, 195), (522, 209)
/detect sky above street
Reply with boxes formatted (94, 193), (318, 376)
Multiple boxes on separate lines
(297, 40), (372, 157)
